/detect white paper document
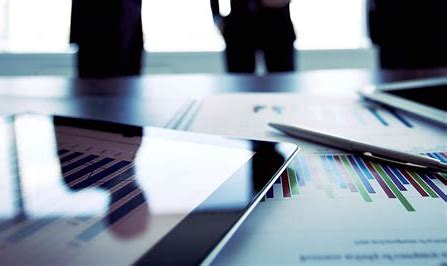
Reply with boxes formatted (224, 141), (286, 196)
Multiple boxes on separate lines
(190, 93), (446, 153)
(189, 93), (447, 266)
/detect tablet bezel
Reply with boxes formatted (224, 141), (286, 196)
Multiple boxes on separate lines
(5, 114), (298, 265)
(359, 77), (447, 127)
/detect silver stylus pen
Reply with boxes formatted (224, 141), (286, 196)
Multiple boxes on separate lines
(269, 122), (447, 173)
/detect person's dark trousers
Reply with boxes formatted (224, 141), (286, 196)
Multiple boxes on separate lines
(224, 42), (296, 73)
(221, 4), (296, 74)
(225, 43), (296, 73)
(368, 0), (447, 69)
(71, 0), (143, 78)
(379, 46), (447, 69)
(224, 43), (257, 73)
(263, 42), (295, 72)
(77, 45), (143, 78)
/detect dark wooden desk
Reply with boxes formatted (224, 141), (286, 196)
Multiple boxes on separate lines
(1, 68), (446, 127)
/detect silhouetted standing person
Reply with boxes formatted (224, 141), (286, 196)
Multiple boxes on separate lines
(368, 0), (447, 69)
(70, 0), (144, 77)
(211, 0), (296, 73)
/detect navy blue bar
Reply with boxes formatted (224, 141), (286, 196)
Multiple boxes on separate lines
(353, 156), (375, 180)
(275, 176), (281, 184)
(420, 174), (447, 202)
(430, 153), (446, 163)
(367, 107), (388, 126)
(266, 187), (274, 198)
(65, 157), (114, 183)
(72, 161), (131, 189)
(388, 166), (409, 185)
(382, 165), (407, 191)
(347, 156), (375, 193)
(6, 218), (56, 243)
(60, 152), (83, 164)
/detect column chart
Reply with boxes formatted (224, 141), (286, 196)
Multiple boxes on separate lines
(266, 152), (447, 212)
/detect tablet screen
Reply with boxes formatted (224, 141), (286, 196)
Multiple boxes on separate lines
(0, 115), (296, 265)
(386, 84), (447, 111)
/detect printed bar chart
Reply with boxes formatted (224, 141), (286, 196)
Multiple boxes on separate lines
(266, 152), (447, 212)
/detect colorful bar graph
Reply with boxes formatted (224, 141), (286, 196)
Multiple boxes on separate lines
(333, 156), (357, 192)
(340, 157), (371, 202)
(324, 156), (347, 188)
(382, 165), (406, 191)
(265, 152), (447, 212)
(371, 162), (415, 212)
(388, 166), (409, 185)
(419, 174), (447, 202)
(396, 169), (429, 197)
(347, 156), (375, 194)
(407, 171), (438, 198)
(363, 159), (395, 198)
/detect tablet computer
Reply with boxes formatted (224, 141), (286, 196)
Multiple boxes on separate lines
(359, 77), (447, 126)
(0, 114), (297, 265)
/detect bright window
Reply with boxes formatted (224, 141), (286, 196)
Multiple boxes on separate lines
(0, 0), (368, 52)
(0, 0), (72, 51)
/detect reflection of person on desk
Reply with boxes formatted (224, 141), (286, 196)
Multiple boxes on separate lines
(55, 118), (149, 239)
(211, 0), (296, 73)
(368, 0), (447, 69)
